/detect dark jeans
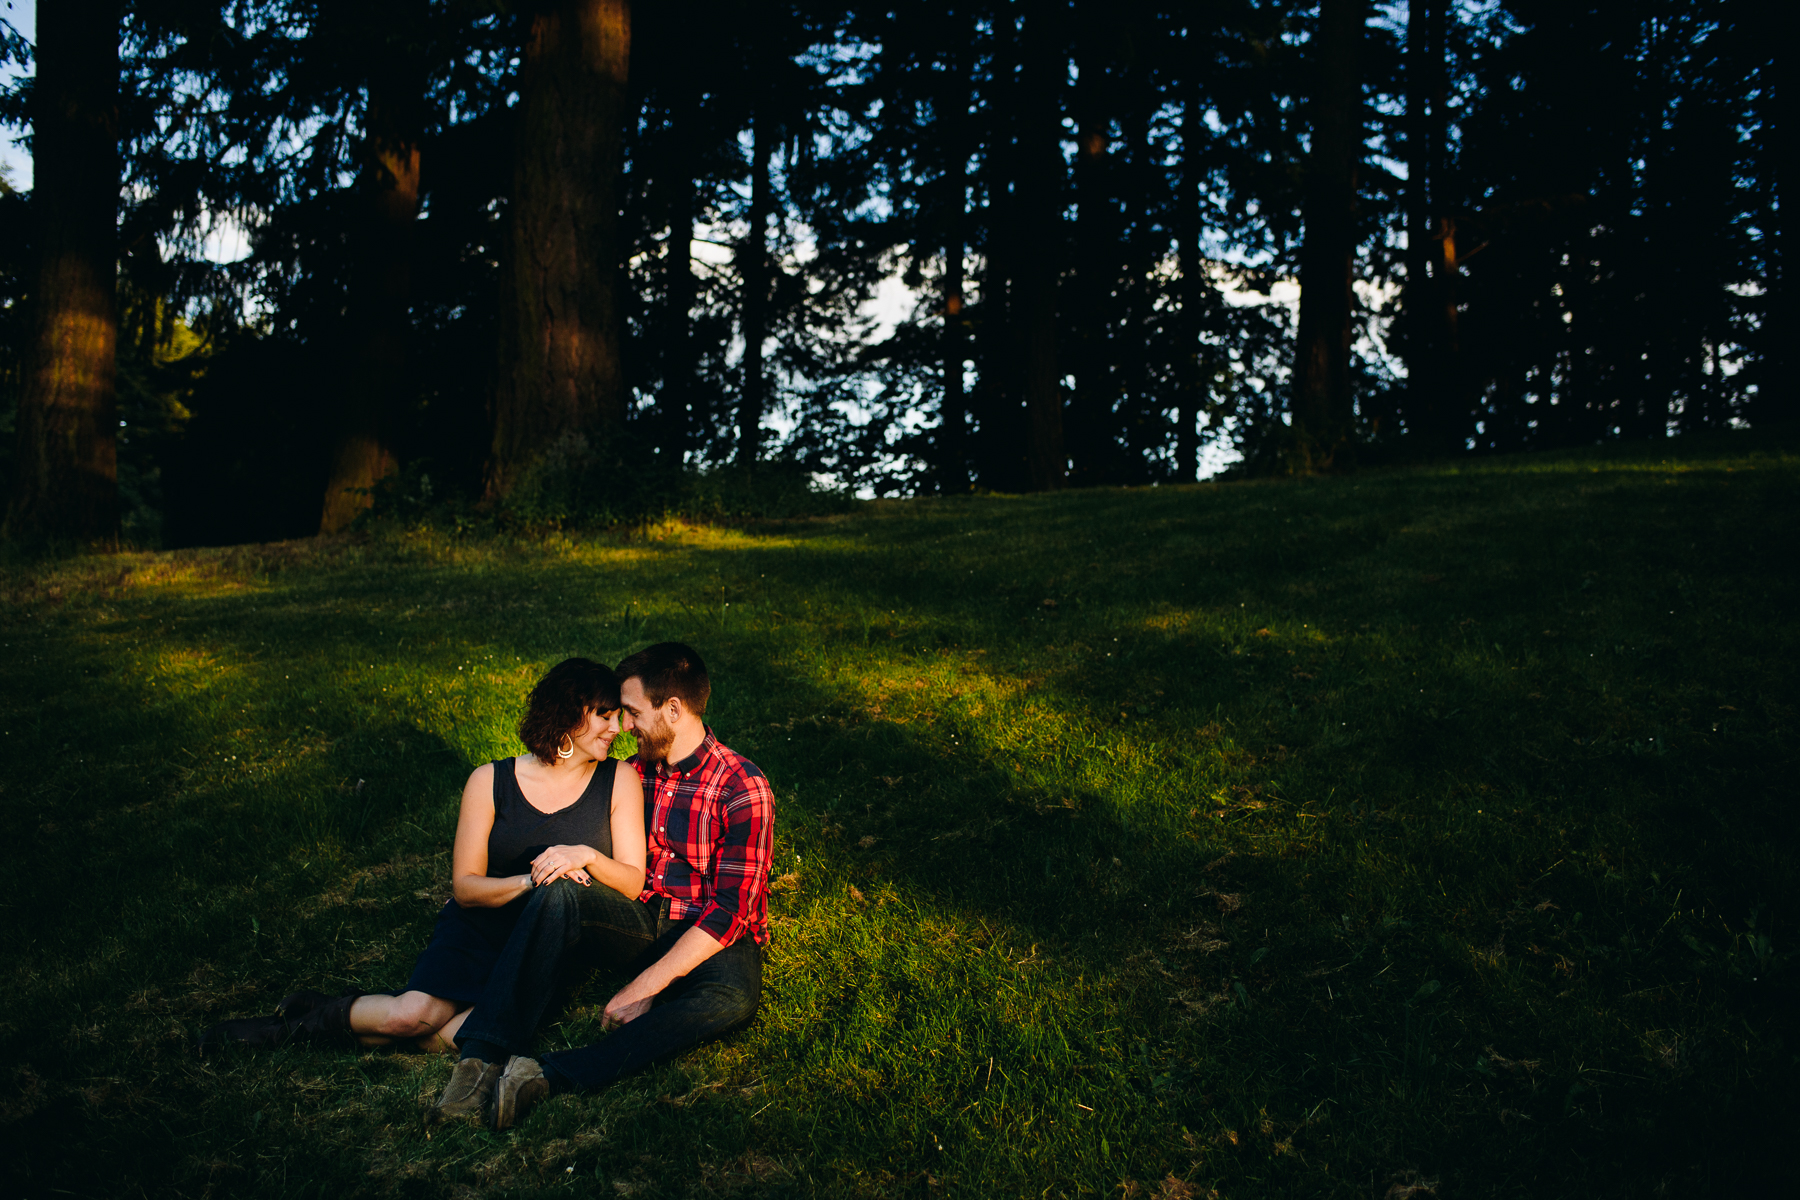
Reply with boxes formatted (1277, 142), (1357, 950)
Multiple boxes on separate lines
(456, 878), (762, 1094)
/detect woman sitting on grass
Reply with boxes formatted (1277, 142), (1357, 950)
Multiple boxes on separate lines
(200, 657), (646, 1054)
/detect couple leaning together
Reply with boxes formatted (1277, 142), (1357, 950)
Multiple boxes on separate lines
(201, 642), (773, 1131)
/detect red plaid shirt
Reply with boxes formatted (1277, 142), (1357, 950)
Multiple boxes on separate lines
(633, 728), (774, 947)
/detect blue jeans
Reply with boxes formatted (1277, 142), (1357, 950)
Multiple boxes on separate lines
(456, 878), (762, 1093)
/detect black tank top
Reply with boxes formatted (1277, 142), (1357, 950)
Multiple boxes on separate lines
(485, 756), (616, 875)
(453, 756), (617, 943)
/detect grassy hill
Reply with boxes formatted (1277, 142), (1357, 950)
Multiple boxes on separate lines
(1, 432), (1795, 1198)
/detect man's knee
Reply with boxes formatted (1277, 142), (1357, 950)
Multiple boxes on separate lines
(718, 984), (759, 1030)
(681, 975), (759, 1032)
(714, 942), (763, 1028)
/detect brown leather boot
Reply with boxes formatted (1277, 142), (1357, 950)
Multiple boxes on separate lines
(289, 991), (364, 1047)
(275, 990), (333, 1020)
(198, 991), (365, 1055)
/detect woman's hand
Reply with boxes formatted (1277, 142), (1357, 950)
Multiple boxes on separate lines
(531, 844), (597, 887)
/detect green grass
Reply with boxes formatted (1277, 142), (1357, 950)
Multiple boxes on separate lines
(2, 431), (1796, 1198)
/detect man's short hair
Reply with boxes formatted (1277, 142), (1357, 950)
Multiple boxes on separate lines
(615, 641), (710, 716)
(518, 657), (622, 762)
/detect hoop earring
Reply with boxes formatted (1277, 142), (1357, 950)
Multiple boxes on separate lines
(556, 733), (575, 760)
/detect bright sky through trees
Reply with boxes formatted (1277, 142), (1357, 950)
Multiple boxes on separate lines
(0, 1), (1775, 545)
(0, 1), (32, 190)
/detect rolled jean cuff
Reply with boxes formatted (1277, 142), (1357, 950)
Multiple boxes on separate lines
(541, 1058), (575, 1096)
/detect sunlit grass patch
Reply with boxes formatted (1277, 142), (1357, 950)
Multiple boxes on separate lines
(1, 431), (1795, 1197)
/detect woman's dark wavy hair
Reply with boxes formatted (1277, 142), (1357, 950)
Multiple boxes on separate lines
(518, 657), (621, 763)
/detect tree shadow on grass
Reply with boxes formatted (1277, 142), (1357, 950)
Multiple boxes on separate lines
(3, 452), (1795, 1196)
(544, 473), (1796, 1196)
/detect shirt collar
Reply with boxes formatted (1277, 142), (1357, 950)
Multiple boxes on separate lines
(656, 726), (717, 777)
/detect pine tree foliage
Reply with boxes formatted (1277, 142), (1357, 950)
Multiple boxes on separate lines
(0, 0), (1777, 543)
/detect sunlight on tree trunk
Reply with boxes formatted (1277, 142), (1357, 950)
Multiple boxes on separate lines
(486, 0), (631, 500)
(320, 27), (427, 534)
(5, 0), (120, 541)
(1436, 210), (1463, 436)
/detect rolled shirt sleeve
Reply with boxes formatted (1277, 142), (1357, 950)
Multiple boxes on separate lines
(637, 731), (776, 947)
(693, 767), (774, 946)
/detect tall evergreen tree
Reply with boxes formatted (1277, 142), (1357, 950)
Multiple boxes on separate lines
(736, 112), (777, 464)
(1015, 0), (1068, 491)
(1172, 30), (1214, 483)
(1403, 0), (1449, 448)
(319, 0), (429, 533)
(1291, 0), (1365, 469)
(0, 0), (1770, 545)
(6, 0), (121, 541)
(1067, 0), (1118, 486)
(938, 25), (974, 493)
(487, 0), (632, 499)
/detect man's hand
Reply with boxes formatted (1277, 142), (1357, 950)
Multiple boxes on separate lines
(531, 844), (596, 886)
(602, 979), (657, 1029)
(600, 926), (730, 1029)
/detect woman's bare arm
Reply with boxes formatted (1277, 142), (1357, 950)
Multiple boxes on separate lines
(451, 762), (533, 907)
(600, 758), (648, 886)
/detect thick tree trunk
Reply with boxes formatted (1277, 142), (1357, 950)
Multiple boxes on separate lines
(1435, 207), (1462, 444)
(486, 0), (630, 499)
(1292, 0), (1364, 469)
(1175, 87), (1208, 482)
(736, 118), (775, 464)
(319, 78), (424, 533)
(1017, 0), (1066, 492)
(5, 0), (120, 541)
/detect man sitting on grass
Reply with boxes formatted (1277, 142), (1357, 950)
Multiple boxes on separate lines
(430, 642), (775, 1129)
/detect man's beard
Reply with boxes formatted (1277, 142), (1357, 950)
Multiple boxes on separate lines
(633, 717), (675, 762)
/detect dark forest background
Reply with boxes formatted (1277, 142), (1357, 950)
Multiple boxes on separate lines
(0, 0), (1783, 548)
